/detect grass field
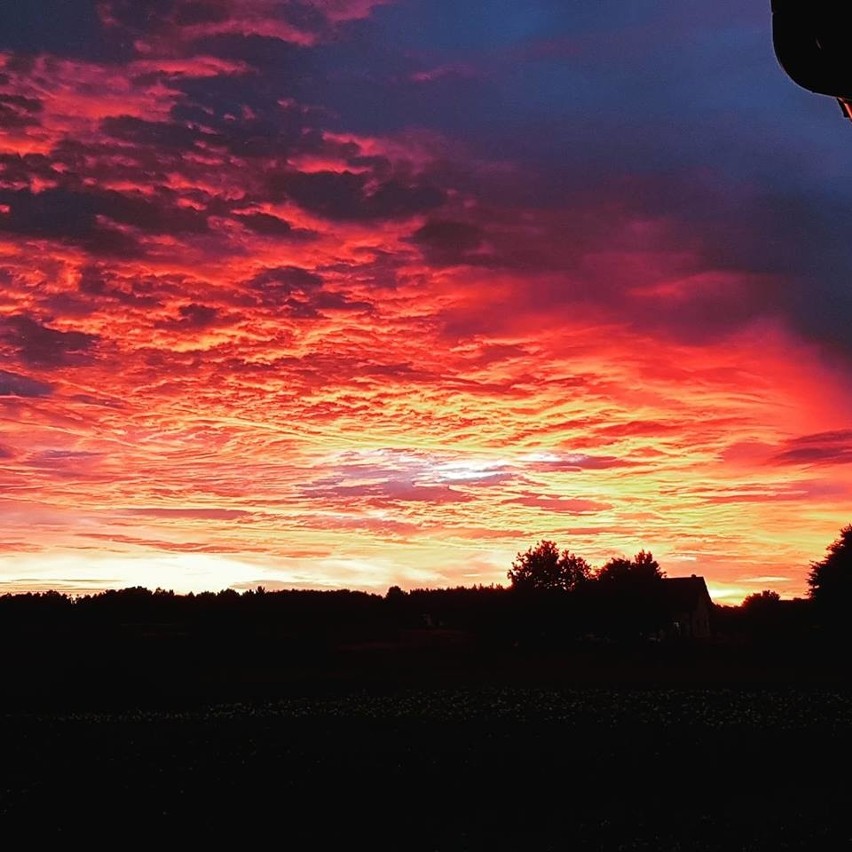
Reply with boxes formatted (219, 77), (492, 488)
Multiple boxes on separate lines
(2, 685), (850, 848)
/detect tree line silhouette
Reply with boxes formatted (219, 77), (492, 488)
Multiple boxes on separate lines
(0, 525), (849, 708)
(2, 524), (849, 638)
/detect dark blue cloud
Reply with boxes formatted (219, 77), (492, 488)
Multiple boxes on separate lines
(711, 189), (852, 356)
(298, 0), (852, 359)
(0, 93), (43, 128)
(160, 303), (220, 330)
(0, 1), (134, 60)
(365, 0), (664, 54)
(0, 369), (54, 397)
(0, 187), (208, 248)
(772, 430), (852, 467)
(273, 170), (445, 221)
(247, 266), (371, 315)
(304, 0), (844, 194)
(0, 315), (97, 368)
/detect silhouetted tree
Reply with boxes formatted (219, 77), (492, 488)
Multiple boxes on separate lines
(742, 590), (781, 610)
(808, 524), (852, 619)
(385, 585), (406, 601)
(596, 556), (632, 583)
(737, 591), (822, 648)
(507, 540), (592, 592)
(560, 552), (594, 590)
(597, 550), (664, 584)
(632, 549), (664, 580)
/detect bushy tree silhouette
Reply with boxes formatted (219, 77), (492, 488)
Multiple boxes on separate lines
(808, 524), (852, 618)
(742, 590), (781, 610)
(596, 556), (632, 583)
(597, 550), (664, 583)
(507, 540), (592, 592)
(385, 585), (406, 601)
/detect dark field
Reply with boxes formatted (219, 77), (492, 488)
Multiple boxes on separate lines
(2, 684), (851, 848)
(2, 604), (850, 847)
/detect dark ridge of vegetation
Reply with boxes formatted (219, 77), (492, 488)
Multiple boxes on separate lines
(0, 579), (805, 638)
(0, 579), (833, 652)
(0, 580), (847, 714)
(1, 525), (849, 711)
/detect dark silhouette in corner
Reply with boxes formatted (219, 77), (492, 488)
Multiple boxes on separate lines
(772, 1), (852, 117)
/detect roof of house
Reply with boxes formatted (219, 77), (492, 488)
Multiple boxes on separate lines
(660, 576), (713, 611)
(574, 575), (713, 613)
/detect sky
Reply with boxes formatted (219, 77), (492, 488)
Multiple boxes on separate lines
(2, 1), (852, 603)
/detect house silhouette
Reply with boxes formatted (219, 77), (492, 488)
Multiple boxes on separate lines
(573, 574), (714, 640)
(659, 576), (714, 639)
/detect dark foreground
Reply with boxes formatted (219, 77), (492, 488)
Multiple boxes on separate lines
(2, 683), (851, 848)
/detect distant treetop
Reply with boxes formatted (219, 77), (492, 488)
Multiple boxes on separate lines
(597, 550), (665, 584)
(507, 540), (592, 592)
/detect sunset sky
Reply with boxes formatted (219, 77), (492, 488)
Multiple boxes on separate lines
(2, 1), (852, 602)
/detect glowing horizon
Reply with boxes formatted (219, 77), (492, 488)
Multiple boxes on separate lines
(2, 1), (852, 604)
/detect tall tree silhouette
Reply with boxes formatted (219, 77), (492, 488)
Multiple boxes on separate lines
(507, 540), (592, 592)
(808, 524), (852, 619)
